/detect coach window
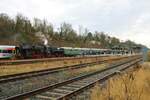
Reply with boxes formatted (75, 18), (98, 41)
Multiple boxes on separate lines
(2, 50), (7, 53)
(8, 50), (13, 53)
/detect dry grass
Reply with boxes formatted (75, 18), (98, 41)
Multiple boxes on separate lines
(91, 63), (150, 100)
(0, 56), (118, 76)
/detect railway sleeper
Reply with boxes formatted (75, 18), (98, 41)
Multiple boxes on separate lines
(70, 82), (89, 86)
(58, 86), (78, 91)
(52, 89), (72, 94)
(66, 84), (83, 88)
(76, 81), (92, 84)
(35, 95), (56, 100)
(39, 91), (64, 98)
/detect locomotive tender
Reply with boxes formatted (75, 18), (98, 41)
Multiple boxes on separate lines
(0, 44), (140, 59)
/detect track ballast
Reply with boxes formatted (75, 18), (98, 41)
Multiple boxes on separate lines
(5, 55), (142, 100)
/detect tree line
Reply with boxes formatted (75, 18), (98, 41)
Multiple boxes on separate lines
(0, 13), (142, 49)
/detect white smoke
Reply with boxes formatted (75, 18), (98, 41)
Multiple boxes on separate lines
(44, 39), (48, 45)
(35, 32), (48, 45)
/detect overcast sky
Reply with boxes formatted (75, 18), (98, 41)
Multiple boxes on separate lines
(0, 0), (150, 47)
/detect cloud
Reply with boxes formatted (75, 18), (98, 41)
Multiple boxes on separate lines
(0, 0), (150, 47)
(0, 0), (67, 21)
(116, 13), (150, 47)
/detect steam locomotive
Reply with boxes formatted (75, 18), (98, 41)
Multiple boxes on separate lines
(0, 44), (142, 59)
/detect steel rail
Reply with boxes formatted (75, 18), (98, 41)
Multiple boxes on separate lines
(57, 58), (142, 100)
(0, 55), (133, 84)
(4, 56), (142, 100)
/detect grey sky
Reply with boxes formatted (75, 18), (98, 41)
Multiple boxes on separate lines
(0, 0), (150, 47)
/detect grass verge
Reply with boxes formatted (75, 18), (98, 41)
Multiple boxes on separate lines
(90, 62), (150, 100)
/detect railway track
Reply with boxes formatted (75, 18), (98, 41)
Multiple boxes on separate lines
(4, 55), (142, 100)
(0, 55), (138, 100)
(0, 55), (111, 65)
(0, 55), (136, 84)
